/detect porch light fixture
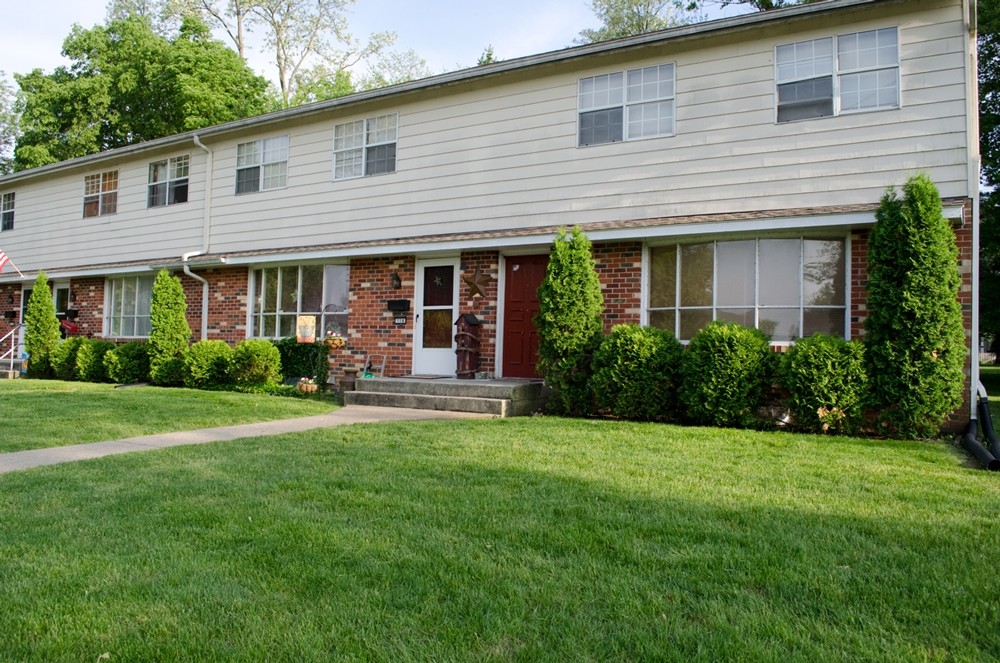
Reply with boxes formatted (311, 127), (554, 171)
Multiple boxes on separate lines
(390, 272), (402, 289)
(69, 290), (77, 303)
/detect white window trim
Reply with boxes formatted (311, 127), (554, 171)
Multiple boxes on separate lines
(247, 263), (350, 340)
(148, 155), (190, 207)
(83, 171), (119, 218)
(577, 62), (676, 147)
(332, 113), (398, 181)
(104, 274), (155, 338)
(1, 192), (13, 231)
(774, 26), (900, 124)
(643, 236), (850, 344)
(235, 135), (289, 194)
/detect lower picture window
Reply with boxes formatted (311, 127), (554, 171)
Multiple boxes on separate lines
(647, 237), (846, 342)
(250, 264), (349, 339)
(107, 275), (156, 337)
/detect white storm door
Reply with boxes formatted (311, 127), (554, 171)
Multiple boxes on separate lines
(412, 258), (459, 375)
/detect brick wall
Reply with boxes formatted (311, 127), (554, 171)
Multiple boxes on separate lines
(68, 277), (105, 338)
(593, 241), (643, 332)
(0, 283), (20, 343)
(179, 266), (250, 343)
(329, 256), (416, 379)
(459, 251), (499, 376)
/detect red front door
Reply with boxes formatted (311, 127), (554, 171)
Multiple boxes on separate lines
(502, 254), (548, 378)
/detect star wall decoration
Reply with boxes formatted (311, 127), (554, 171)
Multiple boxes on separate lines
(463, 268), (491, 298)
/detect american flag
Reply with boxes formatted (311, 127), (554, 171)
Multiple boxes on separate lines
(0, 249), (9, 273)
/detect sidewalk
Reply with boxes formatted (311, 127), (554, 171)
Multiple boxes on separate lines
(0, 405), (491, 475)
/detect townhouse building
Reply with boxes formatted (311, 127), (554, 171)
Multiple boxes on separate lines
(0, 0), (980, 415)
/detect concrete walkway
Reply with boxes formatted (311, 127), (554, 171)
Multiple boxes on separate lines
(0, 405), (491, 475)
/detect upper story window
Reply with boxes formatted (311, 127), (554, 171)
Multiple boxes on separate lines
(236, 135), (288, 194)
(83, 171), (119, 218)
(148, 155), (190, 207)
(334, 113), (397, 180)
(578, 63), (675, 147)
(776, 27), (898, 123)
(1, 193), (13, 231)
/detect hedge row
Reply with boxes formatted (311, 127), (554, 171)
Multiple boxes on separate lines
(41, 336), (329, 397)
(587, 322), (868, 435)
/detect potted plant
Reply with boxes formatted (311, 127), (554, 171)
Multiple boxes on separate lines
(324, 330), (346, 351)
(297, 376), (318, 394)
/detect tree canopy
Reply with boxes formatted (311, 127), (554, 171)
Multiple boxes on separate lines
(979, 1), (1000, 350)
(13, 16), (270, 171)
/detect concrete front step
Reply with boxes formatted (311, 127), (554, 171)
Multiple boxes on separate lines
(344, 377), (549, 417)
(1, 370), (19, 380)
(344, 390), (512, 416)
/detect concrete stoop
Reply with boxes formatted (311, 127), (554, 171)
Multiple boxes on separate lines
(343, 377), (549, 417)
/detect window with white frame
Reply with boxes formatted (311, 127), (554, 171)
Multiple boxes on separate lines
(578, 63), (675, 146)
(333, 114), (397, 180)
(776, 27), (898, 123)
(236, 135), (288, 193)
(250, 264), (350, 339)
(83, 171), (119, 218)
(148, 155), (190, 207)
(647, 238), (847, 342)
(106, 274), (156, 337)
(1, 192), (13, 231)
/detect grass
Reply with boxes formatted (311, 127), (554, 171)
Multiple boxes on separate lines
(0, 417), (997, 661)
(0, 379), (334, 453)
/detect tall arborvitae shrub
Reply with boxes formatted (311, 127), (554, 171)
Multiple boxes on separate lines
(23, 272), (61, 378)
(864, 174), (967, 438)
(148, 269), (191, 386)
(591, 324), (684, 421)
(534, 226), (605, 416)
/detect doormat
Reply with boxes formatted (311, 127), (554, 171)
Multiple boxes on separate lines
(403, 374), (450, 379)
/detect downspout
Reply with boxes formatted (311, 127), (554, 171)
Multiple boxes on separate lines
(185, 134), (215, 341)
(966, 0), (981, 422)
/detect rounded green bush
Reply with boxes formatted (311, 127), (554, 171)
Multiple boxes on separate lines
(229, 339), (281, 386)
(591, 324), (683, 421)
(183, 340), (234, 389)
(104, 341), (151, 384)
(76, 339), (116, 383)
(679, 321), (771, 428)
(50, 337), (86, 381)
(780, 334), (868, 434)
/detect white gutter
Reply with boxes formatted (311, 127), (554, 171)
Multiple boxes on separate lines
(183, 134), (217, 341)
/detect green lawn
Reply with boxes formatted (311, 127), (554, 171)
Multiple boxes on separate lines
(0, 417), (997, 661)
(0, 379), (334, 453)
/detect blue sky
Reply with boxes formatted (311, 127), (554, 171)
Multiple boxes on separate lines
(1, 0), (748, 88)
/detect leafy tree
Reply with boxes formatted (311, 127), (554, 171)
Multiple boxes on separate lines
(683, 0), (820, 10)
(23, 272), (61, 379)
(534, 226), (605, 416)
(864, 174), (966, 438)
(981, 0), (1000, 186)
(288, 65), (354, 105)
(477, 45), (499, 66)
(578, 0), (687, 43)
(14, 16), (269, 170)
(148, 269), (192, 385)
(978, 1), (1000, 352)
(0, 73), (16, 175)
(249, 0), (395, 106)
(355, 49), (432, 91)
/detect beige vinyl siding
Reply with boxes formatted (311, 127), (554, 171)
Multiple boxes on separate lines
(0, 0), (971, 270)
(0, 152), (204, 271)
